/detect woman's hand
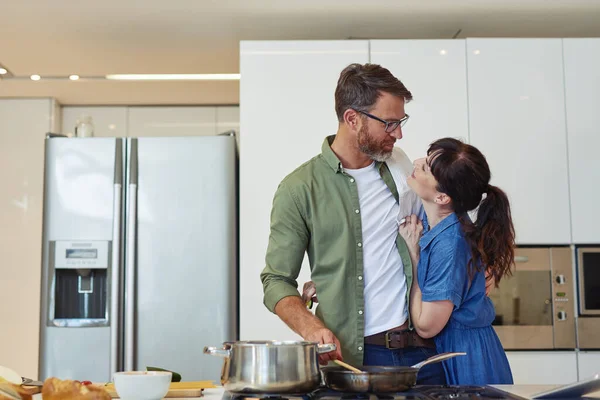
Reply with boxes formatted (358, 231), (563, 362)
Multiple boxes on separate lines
(398, 214), (423, 254)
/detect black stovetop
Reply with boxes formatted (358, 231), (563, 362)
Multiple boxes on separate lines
(222, 386), (526, 400)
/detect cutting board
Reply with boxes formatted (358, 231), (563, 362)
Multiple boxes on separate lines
(105, 381), (216, 398)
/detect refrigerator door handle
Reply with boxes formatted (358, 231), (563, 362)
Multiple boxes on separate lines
(124, 139), (138, 371)
(110, 139), (124, 378)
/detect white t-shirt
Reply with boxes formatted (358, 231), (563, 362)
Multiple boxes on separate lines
(345, 162), (408, 336)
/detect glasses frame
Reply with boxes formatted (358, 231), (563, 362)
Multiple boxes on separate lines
(354, 109), (410, 133)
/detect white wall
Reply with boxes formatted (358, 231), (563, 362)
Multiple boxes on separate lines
(0, 98), (60, 379)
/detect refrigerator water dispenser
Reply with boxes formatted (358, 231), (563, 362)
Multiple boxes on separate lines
(48, 240), (111, 327)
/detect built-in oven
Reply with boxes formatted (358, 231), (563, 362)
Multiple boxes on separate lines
(489, 247), (576, 350)
(576, 246), (600, 349)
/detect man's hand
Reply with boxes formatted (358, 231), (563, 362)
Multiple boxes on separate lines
(274, 296), (343, 365)
(304, 327), (343, 365)
(301, 281), (318, 306)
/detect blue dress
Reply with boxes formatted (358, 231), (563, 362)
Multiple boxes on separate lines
(417, 212), (513, 385)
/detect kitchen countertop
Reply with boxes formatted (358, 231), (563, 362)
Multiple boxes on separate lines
(491, 384), (600, 399)
(30, 385), (600, 400)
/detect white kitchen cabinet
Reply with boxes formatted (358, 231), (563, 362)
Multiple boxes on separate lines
(563, 39), (600, 244)
(62, 106), (128, 137)
(506, 351), (578, 384)
(0, 98), (60, 379)
(127, 106), (217, 137)
(466, 39), (571, 245)
(239, 40), (369, 340)
(578, 351), (600, 380)
(370, 40), (469, 161)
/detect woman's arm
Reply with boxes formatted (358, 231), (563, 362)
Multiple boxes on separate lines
(400, 215), (454, 339)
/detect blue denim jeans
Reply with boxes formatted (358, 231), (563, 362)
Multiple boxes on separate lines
(363, 344), (447, 385)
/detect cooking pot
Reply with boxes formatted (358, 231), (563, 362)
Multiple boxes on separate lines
(204, 340), (336, 394)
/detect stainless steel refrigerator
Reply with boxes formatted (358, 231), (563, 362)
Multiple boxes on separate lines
(39, 134), (238, 383)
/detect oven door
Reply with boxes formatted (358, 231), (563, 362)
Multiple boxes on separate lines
(577, 247), (600, 316)
(576, 247), (600, 349)
(490, 247), (576, 350)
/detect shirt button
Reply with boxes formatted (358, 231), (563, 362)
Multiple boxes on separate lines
(358, 275), (363, 280)
(358, 310), (363, 315)
(358, 346), (363, 351)
(355, 209), (360, 214)
(349, 178), (355, 183)
(357, 242), (362, 248)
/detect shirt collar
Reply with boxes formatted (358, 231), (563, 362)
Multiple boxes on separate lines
(420, 212), (461, 249)
(321, 135), (343, 172)
(321, 135), (384, 173)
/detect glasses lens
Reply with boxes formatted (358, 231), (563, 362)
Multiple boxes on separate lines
(400, 115), (409, 127)
(386, 121), (400, 133)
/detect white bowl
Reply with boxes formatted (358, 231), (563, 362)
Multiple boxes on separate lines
(113, 371), (172, 400)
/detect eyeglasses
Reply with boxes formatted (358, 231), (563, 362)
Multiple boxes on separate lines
(355, 109), (410, 133)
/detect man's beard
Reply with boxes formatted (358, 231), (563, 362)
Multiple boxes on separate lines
(357, 125), (393, 162)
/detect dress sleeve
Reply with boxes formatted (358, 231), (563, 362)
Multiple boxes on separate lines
(420, 235), (470, 308)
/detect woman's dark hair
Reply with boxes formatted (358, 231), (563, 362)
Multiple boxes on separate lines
(427, 137), (515, 285)
(334, 63), (412, 122)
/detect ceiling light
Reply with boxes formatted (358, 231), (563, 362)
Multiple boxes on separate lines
(30, 74), (41, 81)
(473, 50), (481, 55)
(440, 49), (447, 55)
(105, 73), (240, 81)
(0, 68), (7, 75)
(69, 75), (80, 81)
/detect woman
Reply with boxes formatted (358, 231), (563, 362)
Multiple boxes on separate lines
(399, 137), (514, 385)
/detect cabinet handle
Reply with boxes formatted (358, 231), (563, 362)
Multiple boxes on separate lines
(515, 256), (529, 263)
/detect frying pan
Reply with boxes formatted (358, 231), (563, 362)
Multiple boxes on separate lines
(321, 352), (465, 393)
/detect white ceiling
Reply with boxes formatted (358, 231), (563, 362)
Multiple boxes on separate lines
(1, 0), (599, 105)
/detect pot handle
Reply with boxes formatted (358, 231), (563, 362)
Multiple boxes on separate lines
(203, 346), (231, 358)
(317, 343), (337, 354)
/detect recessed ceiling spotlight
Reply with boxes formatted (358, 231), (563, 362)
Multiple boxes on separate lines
(0, 68), (7, 75)
(69, 75), (80, 81)
(30, 74), (41, 81)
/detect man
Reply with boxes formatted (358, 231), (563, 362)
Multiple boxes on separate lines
(260, 63), (445, 384)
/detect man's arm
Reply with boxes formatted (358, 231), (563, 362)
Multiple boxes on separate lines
(260, 182), (342, 363)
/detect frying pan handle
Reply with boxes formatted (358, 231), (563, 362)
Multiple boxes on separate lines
(411, 352), (466, 369)
(317, 343), (337, 353)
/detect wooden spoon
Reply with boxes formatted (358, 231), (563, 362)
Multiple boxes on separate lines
(333, 359), (363, 373)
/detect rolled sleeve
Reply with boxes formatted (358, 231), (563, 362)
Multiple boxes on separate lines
(421, 289), (463, 308)
(260, 181), (309, 313)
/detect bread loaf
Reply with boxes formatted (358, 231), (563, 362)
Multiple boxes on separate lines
(41, 378), (110, 400)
